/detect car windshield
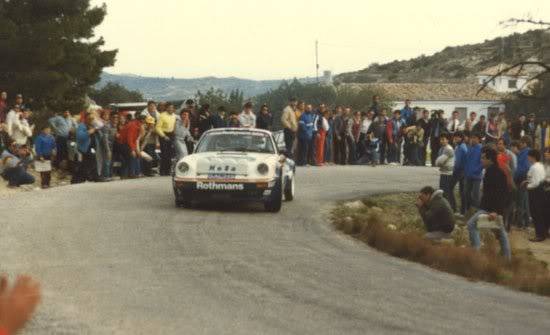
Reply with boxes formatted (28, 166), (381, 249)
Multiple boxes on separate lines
(196, 132), (276, 154)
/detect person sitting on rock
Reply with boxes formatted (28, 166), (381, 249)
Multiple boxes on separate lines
(416, 186), (455, 241)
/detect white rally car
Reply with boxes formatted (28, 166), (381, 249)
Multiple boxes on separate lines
(172, 128), (296, 212)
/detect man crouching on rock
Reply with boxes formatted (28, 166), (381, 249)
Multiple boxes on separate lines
(416, 186), (455, 241)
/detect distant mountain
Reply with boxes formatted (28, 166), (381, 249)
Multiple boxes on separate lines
(97, 73), (316, 101)
(335, 29), (546, 84)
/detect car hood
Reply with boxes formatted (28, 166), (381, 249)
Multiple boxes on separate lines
(186, 152), (277, 177)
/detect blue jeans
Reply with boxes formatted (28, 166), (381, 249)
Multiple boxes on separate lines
(464, 177), (481, 211)
(450, 173), (466, 214)
(517, 188), (531, 228)
(102, 160), (112, 179)
(439, 174), (454, 207)
(467, 210), (511, 260)
(324, 136), (333, 162)
(3, 166), (35, 187)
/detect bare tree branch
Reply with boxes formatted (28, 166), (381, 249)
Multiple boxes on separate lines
(500, 18), (550, 28)
(476, 61), (550, 95)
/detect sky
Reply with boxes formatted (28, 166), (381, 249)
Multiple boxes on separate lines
(90, 0), (550, 80)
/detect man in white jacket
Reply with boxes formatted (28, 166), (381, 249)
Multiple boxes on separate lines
(11, 109), (34, 145)
(523, 149), (548, 242)
(435, 133), (455, 204)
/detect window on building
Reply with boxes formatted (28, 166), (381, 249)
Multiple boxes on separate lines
(508, 80), (517, 89)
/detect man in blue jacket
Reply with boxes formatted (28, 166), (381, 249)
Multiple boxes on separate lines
(464, 132), (483, 211)
(450, 131), (468, 214)
(72, 113), (98, 184)
(297, 104), (315, 166)
(514, 136), (532, 228)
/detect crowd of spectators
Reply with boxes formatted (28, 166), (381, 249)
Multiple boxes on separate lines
(1, 90), (549, 245)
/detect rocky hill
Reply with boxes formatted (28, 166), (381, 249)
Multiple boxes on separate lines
(335, 29), (546, 84)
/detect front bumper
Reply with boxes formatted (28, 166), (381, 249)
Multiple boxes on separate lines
(173, 177), (277, 201)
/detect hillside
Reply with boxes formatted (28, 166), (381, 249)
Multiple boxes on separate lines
(97, 73), (316, 101)
(335, 29), (546, 84)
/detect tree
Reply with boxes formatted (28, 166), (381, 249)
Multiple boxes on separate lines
(195, 88), (244, 113)
(0, 0), (117, 113)
(478, 19), (550, 118)
(89, 82), (144, 107)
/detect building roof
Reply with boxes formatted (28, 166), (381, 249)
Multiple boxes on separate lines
(343, 83), (505, 101)
(477, 62), (539, 77)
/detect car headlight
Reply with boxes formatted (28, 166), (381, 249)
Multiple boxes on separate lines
(257, 163), (269, 175)
(177, 162), (190, 174)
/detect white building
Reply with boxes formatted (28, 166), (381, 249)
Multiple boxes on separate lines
(476, 63), (531, 93)
(345, 83), (505, 120)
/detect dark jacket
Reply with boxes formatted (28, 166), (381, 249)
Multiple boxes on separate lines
(419, 190), (455, 233)
(256, 113), (273, 130)
(480, 164), (510, 215)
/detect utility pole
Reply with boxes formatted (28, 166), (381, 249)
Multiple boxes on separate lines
(315, 40), (320, 83)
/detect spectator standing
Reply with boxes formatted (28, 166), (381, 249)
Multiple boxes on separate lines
(0, 91), (7, 123)
(148, 101), (160, 121)
(463, 112), (477, 132)
(348, 110), (361, 164)
(417, 109), (431, 166)
(0, 140), (35, 187)
(435, 133), (455, 204)
(485, 113), (499, 144)
(466, 147), (512, 260)
(198, 104), (213, 136)
(497, 112), (509, 143)
(227, 112), (241, 128)
(450, 132), (468, 214)
(121, 114), (143, 178)
(510, 114), (528, 141)
(472, 115), (486, 141)
(447, 110), (461, 135)
(372, 109), (389, 164)
(324, 110), (334, 164)
(403, 122), (424, 166)
(239, 102), (256, 129)
(400, 99), (414, 126)
(464, 133), (483, 211)
(174, 110), (194, 161)
(11, 109), (33, 146)
(333, 107), (347, 165)
(526, 113), (537, 144)
(281, 98), (298, 157)
(211, 106), (227, 129)
(256, 104), (273, 130)
(534, 120), (549, 152)
(386, 110), (405, 164)
(140, 116), (160, 176)
(514, 136), (532, 228)
(34, 126), (56, 188)
(315, 110), (330, 166)
(523, 149), (547, 242)
(156, 103), (177, 176)
(429, 110), (446, 167)
(49, 110), (77, 169)
(297, 104), (315, 166)
(73, 113), (98, 183)
(416, 186), (455, 241)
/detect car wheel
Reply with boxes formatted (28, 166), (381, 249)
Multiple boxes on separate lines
(264, 177), (283, 212)
(174, 192), (192, 208)
(284, 176), (295, 201)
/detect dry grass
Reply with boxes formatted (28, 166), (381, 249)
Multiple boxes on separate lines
(332, 194), (550, 297)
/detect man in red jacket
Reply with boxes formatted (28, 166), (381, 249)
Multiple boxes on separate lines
(121, 114), (144, 178)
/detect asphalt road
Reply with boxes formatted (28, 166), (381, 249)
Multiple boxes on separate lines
(1, 166), (549, 334)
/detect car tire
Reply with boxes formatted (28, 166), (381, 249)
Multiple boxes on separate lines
(174, 192), (192, 208)
(264, 177), (283, 212)
(284, 176), (295, 201)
